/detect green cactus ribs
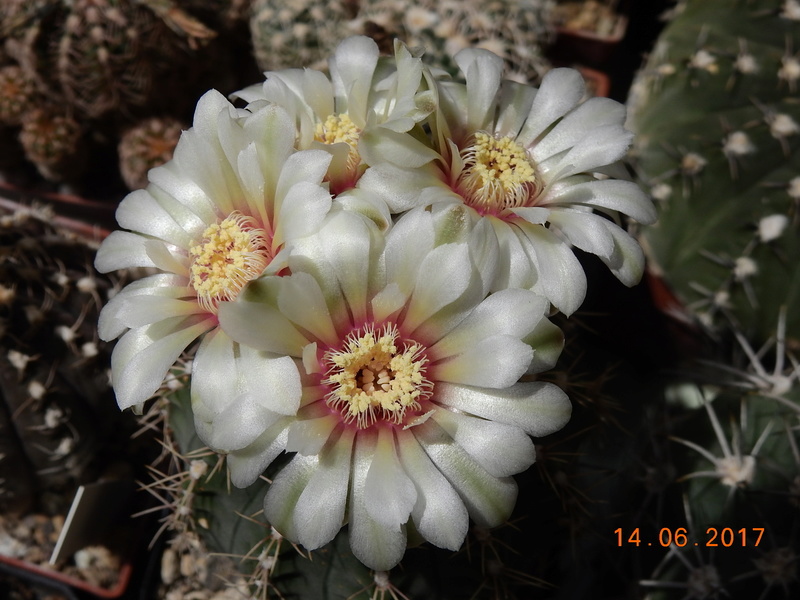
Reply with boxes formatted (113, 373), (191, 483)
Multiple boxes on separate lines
(628, 0), (800, 345)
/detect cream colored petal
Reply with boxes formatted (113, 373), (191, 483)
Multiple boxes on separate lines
(413, 420), (518, 527)
(349, 430), (408, 570)
(435, 381), (572, 438)
(396, 430), (468, 551)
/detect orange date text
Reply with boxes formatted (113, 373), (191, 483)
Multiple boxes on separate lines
(614, 527), (764, 547)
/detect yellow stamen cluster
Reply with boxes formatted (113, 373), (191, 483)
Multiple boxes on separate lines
(456, 132), (539, 213)
(189, 212), (271, 313)
(324, 324), (433, 429)
(314, 112), (362, 172)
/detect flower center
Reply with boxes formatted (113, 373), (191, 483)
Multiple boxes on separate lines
(315, 113), (361, 164)
(323, 324), (433, 429)
(189, 212), (271, 313)
(456, 132), (538, 214)
(314, 113), (363, 193)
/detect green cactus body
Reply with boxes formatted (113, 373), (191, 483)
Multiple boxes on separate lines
(628, 0), (800, 345)
(627, 3), (800, 597)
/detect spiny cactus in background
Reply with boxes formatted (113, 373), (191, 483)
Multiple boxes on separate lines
(625, 1), (800, 597)
(0, 65), (36, 126)
(249, 0), (555, 83)
(117, 116), (184, 191)
(18, 107), (85, 182)
(1, 0), (214, 119)
(357, 0), (555, 83)
(0, 0), (252, 193)
(627, 0), (800, 345)
(0, 205), (133, 519)
(248, 0), (360, 71)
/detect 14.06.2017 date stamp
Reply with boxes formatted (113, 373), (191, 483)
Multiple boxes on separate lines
(614, 527), (764, 548)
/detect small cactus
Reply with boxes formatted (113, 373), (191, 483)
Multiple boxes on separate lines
(0, 64), (37, 126)
(17, 107), (85, 181)
(117, 116), (184, 191)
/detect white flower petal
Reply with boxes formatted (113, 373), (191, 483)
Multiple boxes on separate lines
(293, 428), (354, 549)
(371, 282), (408, 323)
(454, 48), (504, 132)
(332, 188), (392, 231)
(548, 210), (616, 260)
(364, 428), (417, 529)
(490, 220), (537, 291)
(147, 182), (208, 239)
(359, 126), (440, 168)
(509, 206), (551, 225)
(286, 412), (340, 455)
(597, 219), (647, 286)
(435, 334), (533, 389)
(544, 124), (633, 178)
(144, 239), (190, 277)
(237, 345), (302, 416)
(227, 420), (290, 487)
(208, 393), (283, 451)
(531, 97), (626, 162)
(264, 453), (318, 542)
(432, 409), (536, 477)
(147, 162), (218, 225)
(116, 189), (192, 246)
(404, 243), (473, 333)
(495, 80), (537, 137)
(525, 318), (565, 373)
(429, 288), (550, 360)
(545, 179), (656, 224)
(436, 381), (572, 437)
(516, 68), (586, 147)
(310, 210), (383, 326)
(218, 278), (309, 356)
(98, 274), (190, 341)
(413, 420), (517, 527)
(349, 431), (408, 570)
(396, 431), (468, 551)
(191, 329), (300, 451)
(193, 89), (238, 144)
(111, 315), (215, 409)
(514, 222), (587, 316)
(234, 142), (270, 224)
(172, 128), (236, 216)
(191, 327), (237, 422)
(384, 208), (436, 295)
(244, 103), (296, 200)
(277, 272), (339, 347)
(109, 296), (202, 331)
(329, 36), (379, 125)
(274, 182), (332, 251)
(94, 231), (157, 272)
(274, 150), (332, 213)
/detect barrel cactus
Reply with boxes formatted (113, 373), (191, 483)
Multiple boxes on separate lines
(626, 1), (800, 597)
(627, 0), (800, 345)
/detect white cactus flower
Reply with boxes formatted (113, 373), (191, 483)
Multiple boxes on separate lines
(95, 90), (336, 410)
(198, 206), (571, 571)
(360, 49), (657, 315)
(234, 36), (438, 197)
